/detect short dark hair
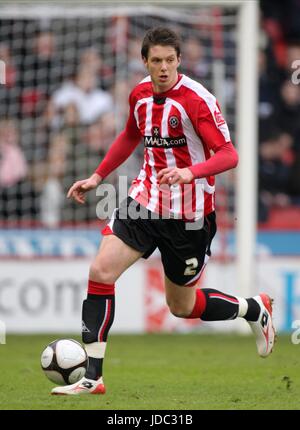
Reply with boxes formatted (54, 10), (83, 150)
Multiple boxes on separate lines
(141, 27), (181, 59)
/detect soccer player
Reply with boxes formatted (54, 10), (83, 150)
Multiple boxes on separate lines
(51, 27), (275, 395)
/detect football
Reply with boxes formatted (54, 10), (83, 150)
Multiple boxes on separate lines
(41, 339), (88, 385)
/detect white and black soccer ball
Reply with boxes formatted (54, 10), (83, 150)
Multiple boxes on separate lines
(41, 339), (88, 385)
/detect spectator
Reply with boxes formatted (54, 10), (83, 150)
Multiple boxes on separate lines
(258, 49), (281, 138)
(258, 130), (294, 222)
(181, 36), (210, 86)
(277, 79), (300, 137)
(0, 44), (18, 118)
(79, 47), (114, 91)
(52, 66), (114, 125)
(127, 37), (144, 78)
(20, 30), (62, 117)
(0, 118), (27, 187)
(40, 131), (68, 228)
(0, 118), (38, 221)
(61, 120), (106, 223)
(0, 43), (17, 88)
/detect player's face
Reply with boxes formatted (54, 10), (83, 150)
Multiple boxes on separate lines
(143, 45), (181, 93)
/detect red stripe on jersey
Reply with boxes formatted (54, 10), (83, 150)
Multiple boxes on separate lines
(199, 130), (215, 215)
(131, 148), (152, 206)
(198, 128), (215, 215)
(132, 101), (152, 206)
(204, 174), (215, 215)
(137, 103), (147, 135)
(167, 104), (184, 138)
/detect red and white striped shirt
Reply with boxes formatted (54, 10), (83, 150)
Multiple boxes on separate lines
(96, 74), (237, 222)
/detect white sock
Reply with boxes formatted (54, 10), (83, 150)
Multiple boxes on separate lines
(84, 341), (106, 358)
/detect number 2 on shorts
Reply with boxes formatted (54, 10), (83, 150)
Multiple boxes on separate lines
(184, 257), (198, 276)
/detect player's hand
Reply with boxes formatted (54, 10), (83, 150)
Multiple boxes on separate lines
(157, 167), (194, 185)
(67, 173), (102, 204)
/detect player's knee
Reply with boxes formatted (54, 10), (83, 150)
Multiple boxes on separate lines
(168, 301), (190, 318)
(89, 259), (117, 285)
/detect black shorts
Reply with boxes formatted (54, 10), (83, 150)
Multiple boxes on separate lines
(106, 197), (216, 286)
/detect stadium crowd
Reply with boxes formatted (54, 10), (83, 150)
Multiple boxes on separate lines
(259, 0), (300, 222)
(0, 3), (299, 226)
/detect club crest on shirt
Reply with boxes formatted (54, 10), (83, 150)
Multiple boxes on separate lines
(169, 116), (179, 128)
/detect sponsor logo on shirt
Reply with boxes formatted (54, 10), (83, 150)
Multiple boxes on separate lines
(152, 126), (160, 137)
(214, 109), (226, 126)
(144, 135), (187, 148)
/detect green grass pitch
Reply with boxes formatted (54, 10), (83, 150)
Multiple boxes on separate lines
(0, 333), (298, 410)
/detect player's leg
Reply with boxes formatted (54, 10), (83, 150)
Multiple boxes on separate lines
(83, 233), (143, 379)
(52, 197), (157, 395)
(165, 276), (197, 318)
(165, 275), (275, 358)
(165, 276), (247, 320)
(51, 234), (143, 395)
(160, 214), (275, 358)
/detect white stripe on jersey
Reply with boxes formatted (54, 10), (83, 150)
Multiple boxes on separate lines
(146, 148), (159, 213)
(134, 96), (153, 127)
(130, 157), (147, 200)
(132, 97), (153, 202)
(161, 99), (172, 137)
(164, 148), (182, 217)
(144, 99), (153, 135)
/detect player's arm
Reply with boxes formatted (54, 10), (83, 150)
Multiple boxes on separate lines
(68, 95), (141, 204)
(187, 98), (238, 179)
(158, 98), (238, 185)
(94, 125), (141, 180)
